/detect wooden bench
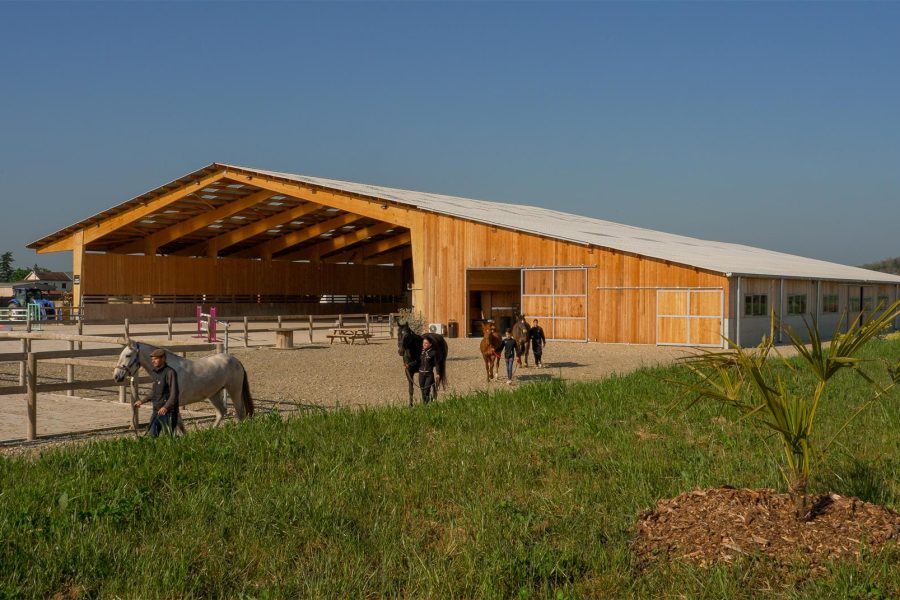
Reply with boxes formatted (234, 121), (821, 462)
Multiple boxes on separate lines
(326, 327), (372, 345)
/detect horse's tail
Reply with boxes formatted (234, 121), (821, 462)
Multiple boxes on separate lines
(437, 335), (448, 389)
(242, 366), (254, 417)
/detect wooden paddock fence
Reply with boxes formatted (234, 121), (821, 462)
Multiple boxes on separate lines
(1, 311), (399, 349)
(0, 331), (218, 441)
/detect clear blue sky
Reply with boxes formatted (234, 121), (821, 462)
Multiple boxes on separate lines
(2, 1), (898, 272)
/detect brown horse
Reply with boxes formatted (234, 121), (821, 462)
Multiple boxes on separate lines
(512, 313), (530, 367)
(479, 321), (502, 382)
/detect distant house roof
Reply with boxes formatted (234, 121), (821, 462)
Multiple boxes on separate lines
(26, 271), (72, 282)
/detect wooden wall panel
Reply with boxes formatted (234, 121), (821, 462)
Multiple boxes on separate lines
(554, 319), (586, 340)
(554, 296), (586, 318)
(82, 253), (403, 296)
(691, 291), (721, 316)
(658, 318), (688, 344)
(523, 270), (553, 295)
(658, 291), (687, 315)
(522, 296), (553, 317)
(691, 317), (723, 346)
(555, 270), (585, 294)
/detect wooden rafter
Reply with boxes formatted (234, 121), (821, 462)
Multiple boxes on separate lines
(323, 231), (412, 264)
(173, 202), (323, 258)
(221, 168), (413, 227)
(111, 190), (276, 255)
(36, 170), (228, 253)
(362, 246), (412, 265)
(276, 222), (396, 262)
(230, 212), (364, 260)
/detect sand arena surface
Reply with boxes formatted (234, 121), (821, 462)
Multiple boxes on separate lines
(0, 323), (692, 447)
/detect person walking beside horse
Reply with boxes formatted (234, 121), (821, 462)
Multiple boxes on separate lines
(418, 337), (439, 403)
(529, 319), (547, 368)
(501, 328), (518, 384)
(132, 349), (180, 437)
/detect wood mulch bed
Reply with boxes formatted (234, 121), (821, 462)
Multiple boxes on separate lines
(634, 486), (900, 568)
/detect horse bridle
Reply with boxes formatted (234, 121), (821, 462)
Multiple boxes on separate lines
(117, 342), (141, 376)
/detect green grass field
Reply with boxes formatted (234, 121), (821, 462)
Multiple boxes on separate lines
(1, 340), (898, 599)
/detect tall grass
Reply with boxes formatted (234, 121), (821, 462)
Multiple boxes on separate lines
(1, 340), (898, 599)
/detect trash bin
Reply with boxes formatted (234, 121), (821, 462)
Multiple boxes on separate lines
(447, 319), (459, 338)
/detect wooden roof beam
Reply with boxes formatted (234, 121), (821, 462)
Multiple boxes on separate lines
(230, 212), (364, 260)
(172, 202), (323, 257)
(276, 222), (396, 262)
(221, 168), (414, 228)
(112, 190), (277, 255)
(361, 246), (412, 265)
(324, 231), (412, 264)
(85, 171), (228, 247)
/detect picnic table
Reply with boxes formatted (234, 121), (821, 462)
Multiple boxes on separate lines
(326, 326), (372, 345)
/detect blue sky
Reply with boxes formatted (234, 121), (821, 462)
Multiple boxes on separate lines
(1, 1), (898, 272)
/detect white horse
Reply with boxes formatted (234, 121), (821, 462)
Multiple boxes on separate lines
(113, 341), (254, 427)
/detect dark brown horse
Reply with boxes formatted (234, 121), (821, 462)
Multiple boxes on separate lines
(397, 323), (448, 405)
(479, 321), (502, 382)
(512, 313), (530, 367)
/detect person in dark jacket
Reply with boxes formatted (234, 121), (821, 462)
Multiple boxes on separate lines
(133, 349), (179, 437)
(418, 337), (437, 404)
(501, 328), (518, 384)
(529, 319), (547, 368)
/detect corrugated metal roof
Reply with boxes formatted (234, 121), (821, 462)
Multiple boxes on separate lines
(226, 164), (900, 284)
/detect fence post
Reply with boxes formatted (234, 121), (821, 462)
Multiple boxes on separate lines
(19, 338), (28, 387)
(26, 353), (37, 441)
(124, 318), (130, 342)
(167, 317), (173, 341)
(215, 343), (228, 409)
(365, 313), (370, 334)
(243, 316), (249, 347)
(66, 338), (75, 396)
(196, 305), (203, 338)
(209, 307), (217, 342)
(339, 314), (344, 327)
(308, 314), (314, 344)
(277, 314), (283, 329)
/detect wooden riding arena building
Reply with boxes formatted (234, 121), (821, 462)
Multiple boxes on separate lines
(29, 163), (900, 346)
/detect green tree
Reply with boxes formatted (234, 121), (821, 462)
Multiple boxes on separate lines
(678, 301), (900, 520)
(0, 251), (13, 282)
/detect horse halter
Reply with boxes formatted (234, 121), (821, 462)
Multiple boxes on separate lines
(117, 342), (141, 376)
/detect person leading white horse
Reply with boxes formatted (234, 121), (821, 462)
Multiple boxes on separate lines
(113, 341), (254, 429)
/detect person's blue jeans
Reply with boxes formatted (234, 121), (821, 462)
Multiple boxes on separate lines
(506, 357), (514, 380)
(148, 408), (178, 437)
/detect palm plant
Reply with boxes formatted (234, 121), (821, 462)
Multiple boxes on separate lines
(678, 299), (900, 520)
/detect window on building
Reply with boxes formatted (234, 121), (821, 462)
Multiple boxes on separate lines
(744, 294), (767, 316)
(787, 294), (807, 315)
(822, 294), (838, 313)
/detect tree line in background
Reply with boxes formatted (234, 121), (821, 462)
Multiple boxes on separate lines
(861, 256), (900, 275)
(0, 251), (50, 283)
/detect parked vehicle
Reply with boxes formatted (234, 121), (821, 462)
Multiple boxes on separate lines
(4, 285), (56, 320)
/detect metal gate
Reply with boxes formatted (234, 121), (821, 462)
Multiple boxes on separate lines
(520, 267), (588, 341)
(656, 288), (724, 347)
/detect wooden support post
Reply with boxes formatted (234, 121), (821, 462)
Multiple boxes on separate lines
(19, 338), (27, 386)
(119, 383), (127, 403)
(167, 317), (173, 341)
(243, 316), (249, 347)
(66, 339), (75, 397)
(277, 315), (283, 328)
(339, 314), (344, 327)
(124, 318), (130, 342)
(308, 314), (314, 344)
(26, 353), (37, 441)
(365, 313), (370, 334)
